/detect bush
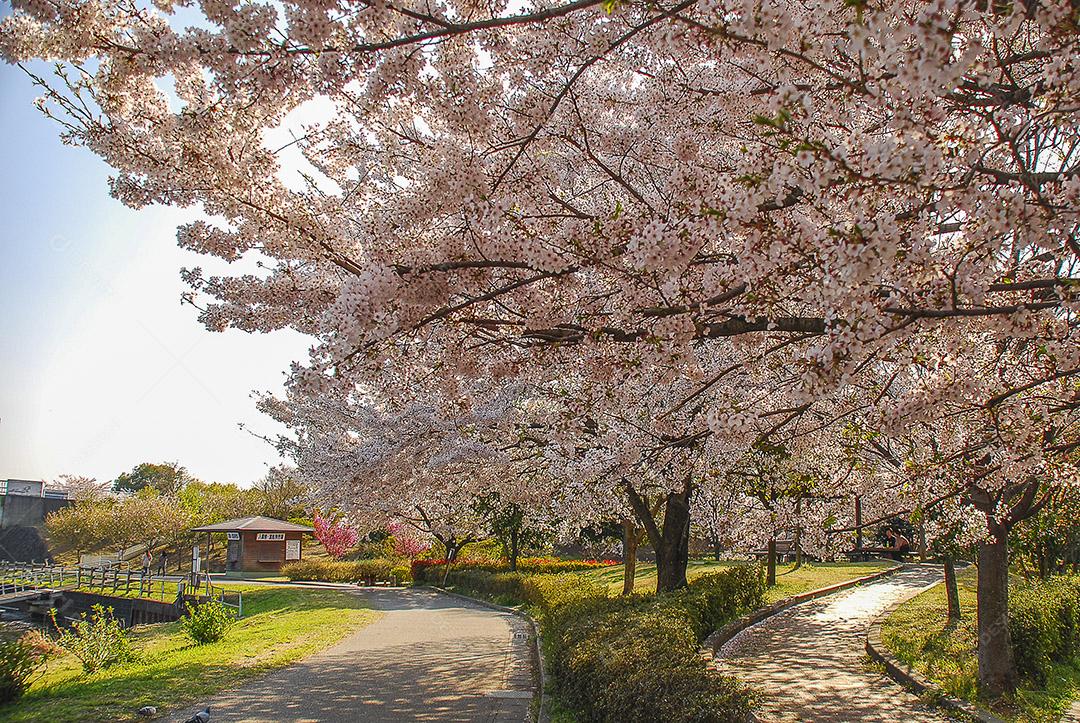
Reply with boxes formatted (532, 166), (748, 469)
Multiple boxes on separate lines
(281, 558), (401, 584)
(430, 564), (761, 722)
(540, 566), (761, 723)
(346, 538), (394, 560)
(182, 600), (236, 644)
(411, 557), (618, 583)
(1010, 575), (1080, 683)
(49, 604), (136, 674)
(391, 563), (413, 584)
(0, 635), (47, 704)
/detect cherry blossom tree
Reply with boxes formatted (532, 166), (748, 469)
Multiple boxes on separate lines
(4, 0), (1078, 699)
(50, 474), (110, 503)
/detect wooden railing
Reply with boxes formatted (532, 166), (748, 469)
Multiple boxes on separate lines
(0, 563), (242, 616)
(177, 572), (243, 618)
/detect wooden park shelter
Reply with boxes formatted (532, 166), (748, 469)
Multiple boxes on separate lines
(191, 516), (314, 573)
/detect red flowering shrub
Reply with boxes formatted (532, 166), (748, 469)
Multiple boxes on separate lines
(313, 510), (360, 559)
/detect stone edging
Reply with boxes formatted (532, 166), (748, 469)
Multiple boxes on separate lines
(424, 586), (549, 723)
(702, 563), (905, 656)
(864, 586), (1005, 723)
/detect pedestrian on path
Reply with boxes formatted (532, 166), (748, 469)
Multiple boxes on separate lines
(157, 551), (168, 576)
(142, 550), (152, 577)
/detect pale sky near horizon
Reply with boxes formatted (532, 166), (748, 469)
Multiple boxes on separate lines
(0, 57), (312, 488)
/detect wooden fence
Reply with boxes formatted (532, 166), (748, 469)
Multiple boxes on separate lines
(0, 563), (242, 617)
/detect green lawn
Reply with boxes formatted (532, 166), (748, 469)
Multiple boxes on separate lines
(881, 567), (1080, 722)
(1, 585), (379, 722)
(579, 558), (895, 603)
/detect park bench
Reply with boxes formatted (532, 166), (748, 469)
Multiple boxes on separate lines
(751, 539), (796, 562)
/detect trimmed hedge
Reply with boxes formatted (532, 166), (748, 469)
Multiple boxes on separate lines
(540, 567), (763, 723)
(432, 564), (763, 722)
(411, 556), (617, 582)
(1010, 575), (1080, 683)
(281, 558), (409, 584)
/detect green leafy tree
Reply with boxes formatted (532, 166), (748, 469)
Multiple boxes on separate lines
(475, 492), (549, 571)
(1012, 488), (1080, 580)
(111, 462), (192, 496)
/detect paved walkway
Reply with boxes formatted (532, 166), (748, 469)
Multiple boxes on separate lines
(178, 587), (535, 722)
(715, 565), (957, 722)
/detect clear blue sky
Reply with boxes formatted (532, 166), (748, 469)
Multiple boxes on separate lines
(0, 57), (310, 487)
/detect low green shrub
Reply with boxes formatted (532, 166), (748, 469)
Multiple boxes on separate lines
(182, 600), (237, 644)
(540, 566), (761, 723)
(436, 564), (760, 722)
(346, 538), (395, 560)
(1010, 575), (1080, 683)
(391, 563), (413, 584)
(0, 635), (47, 704)
(281, 558), (402, 584)
(411, 557), (618, 583)
(49, 604), (136, 674)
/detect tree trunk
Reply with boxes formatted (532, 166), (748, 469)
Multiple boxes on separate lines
(624, 482), (693, 594)
(793, 498), (803, 570)
(712, 533), (721, 561)
(766, 538), (777, 587)
(654, 490), (692, 593)
(622, 519), (638, 596)
(508, 527), (520, 572)
(854, 495), (863, 559)
(441, 539), (463, 587)
(977, 531), (1016, 699)
(944, 556), (961, 624)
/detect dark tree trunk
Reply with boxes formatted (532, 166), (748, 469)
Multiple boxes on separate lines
(712, 533), (722, 562)
(507, 527), (520, 572)
(766, 538), (777, 587)
(654, 490), (692, 593)
(624, 481), (693, 594)
(977, 530), (1016, 699)
(441, 538), (466, 586)
(854, 495), (863, 559)
(944, 556), (961, 624)
(793, 498), (803, 570)
(622, 519), (638, 596)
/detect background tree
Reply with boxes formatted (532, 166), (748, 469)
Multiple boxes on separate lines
(476, 491), (551, 571)
(111, 462), (192, 496)
(44, 503), (107, 559)
(50, 475), (109, 503)
(1012, 489), (1080, 581)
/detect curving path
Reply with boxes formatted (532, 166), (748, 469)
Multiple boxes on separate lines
(715, 565), (956, 722)
(178, 587), (535, 723)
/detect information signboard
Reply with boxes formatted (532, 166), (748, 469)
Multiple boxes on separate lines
(285, 539), (301, 560)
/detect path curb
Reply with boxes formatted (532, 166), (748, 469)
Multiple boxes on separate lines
(703, 563), (904, 656)
(864, 580), (1005, 723)
(424, 586), (548, 723)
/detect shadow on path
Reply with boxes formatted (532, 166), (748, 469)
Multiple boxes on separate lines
(717, 565), (957, 723)
(177, 587), (534, 723)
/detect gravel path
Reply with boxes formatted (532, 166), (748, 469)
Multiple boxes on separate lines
(715, 565), (955, 722)
(178, 587), (535, 723)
